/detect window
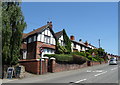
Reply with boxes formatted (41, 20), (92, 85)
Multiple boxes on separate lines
(74, 43), (76, 48)
(47, 49), (49, 53)
(44, 35), (50, 44)
(61, 40), (64, 46)
(28, 37), (31, 43)
(34, 35), (36, 41)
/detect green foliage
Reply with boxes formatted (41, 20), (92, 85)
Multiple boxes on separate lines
(44, 54), (57, 58)
(55, 29), (71, 54)
(63, 29), (71, 53)
(55, 42), (68, 54)
(71, 52), (86, 57)
(2, 2), (26, 66)
(44, 54), (86, 64)
(44, 54), (73, 63)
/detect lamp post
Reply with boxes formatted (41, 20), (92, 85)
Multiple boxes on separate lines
(39, 47), (44, 75)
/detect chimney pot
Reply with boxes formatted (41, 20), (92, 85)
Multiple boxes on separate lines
(79, 39), (82, 42)
(47, 21), (49, 24)
(85, 41), (88, 46)
(70, 35), (75, 40)
(48, 21), (53, 29)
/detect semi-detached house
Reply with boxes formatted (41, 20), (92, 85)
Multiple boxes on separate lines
(21, 21), (56, 59)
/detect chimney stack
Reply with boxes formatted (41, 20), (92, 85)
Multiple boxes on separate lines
(47, 21), (53, 29)
(85, 41), (88, 46)
(70, 35), (75, 40)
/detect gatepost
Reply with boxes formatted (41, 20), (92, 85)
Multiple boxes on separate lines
(42, 56), (49, 73)
(50, 57), (56, 73)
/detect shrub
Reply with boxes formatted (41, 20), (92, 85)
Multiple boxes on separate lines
(72, 55), (86, 64)
(71, 52), (86, 57)
(44, 54), (57, 58)
(44, 54), (73, 63)
(55, 54), (73, 62)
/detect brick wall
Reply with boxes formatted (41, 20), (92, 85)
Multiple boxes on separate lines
(19, 58), (107, 74)
(19, 59), (48, 75)
(27, 42), (37, 59)
(53, 63), (88, 72)
(50, 59), (107, 73)
(36, 41), (43, 59)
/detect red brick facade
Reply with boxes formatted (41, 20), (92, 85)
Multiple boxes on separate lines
(27, 42), (37, 59)
(26, 41), (55, 59)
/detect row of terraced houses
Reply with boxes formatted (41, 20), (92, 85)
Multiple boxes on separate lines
(20, 21), (97, 60)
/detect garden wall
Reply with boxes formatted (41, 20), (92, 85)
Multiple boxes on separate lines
(50, 59), (107, 73)
(19, 58), (48, 75)
(19, 58), (107, 74)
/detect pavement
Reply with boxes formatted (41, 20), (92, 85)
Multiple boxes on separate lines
(2, 62), (119, 84)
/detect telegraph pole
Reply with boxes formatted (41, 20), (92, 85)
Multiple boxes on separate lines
(98, 39), (101, 48)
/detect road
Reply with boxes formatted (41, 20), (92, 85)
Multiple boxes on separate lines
(2, 62), (119, 85)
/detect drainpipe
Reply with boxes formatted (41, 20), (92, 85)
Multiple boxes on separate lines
(40, 53), (42, 75)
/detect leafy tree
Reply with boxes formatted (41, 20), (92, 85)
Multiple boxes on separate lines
(2, 2), (26, 66)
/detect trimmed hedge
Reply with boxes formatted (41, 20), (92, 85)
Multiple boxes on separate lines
(44, 54), (86, 64)
(72, 55), (86, 64)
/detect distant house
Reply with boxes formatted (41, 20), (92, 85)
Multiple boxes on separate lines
(21, 21), (56, 59)
(70, 35), (96, 52)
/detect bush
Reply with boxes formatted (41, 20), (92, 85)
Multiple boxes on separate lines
(44, 54), (57, 58)
(44, 54), (87, 64)
(44, 54), (73, 63)
(55, 54), (73, 63)
(72, 55), (86, 64)
(71, 52), (86, 57)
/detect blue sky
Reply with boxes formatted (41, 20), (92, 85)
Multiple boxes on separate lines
(21, 2), (118, 55)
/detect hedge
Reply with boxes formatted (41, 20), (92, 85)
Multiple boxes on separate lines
(44, 54), (86, 64)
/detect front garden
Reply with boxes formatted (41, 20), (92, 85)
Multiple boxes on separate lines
(44, 48), (108, 65)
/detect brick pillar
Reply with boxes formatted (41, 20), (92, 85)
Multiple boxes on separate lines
(87, 61), (91, 66)
(40, 59), (45, 75)
(43, 57), (49, 73)
(36, 59), (40, 75)
(50, 57), (56, 73)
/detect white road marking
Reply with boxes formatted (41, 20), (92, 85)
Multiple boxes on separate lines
(75, 79), (87, 83)
(87, 70), (103, 73)
(94, 71), (107, 77)
(111, 67), (118, 71)
(87, 70), (91, 72)
(95, 70), (103, 72)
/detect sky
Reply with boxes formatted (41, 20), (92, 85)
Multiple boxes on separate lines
(21, 2), (118, 55)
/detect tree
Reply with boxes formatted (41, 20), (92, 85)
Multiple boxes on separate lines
(2, 2), (26, 66)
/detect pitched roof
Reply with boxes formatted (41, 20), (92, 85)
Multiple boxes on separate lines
(71, 40), (89, 48)
(22, 33), (27, 39)
(22, 25), (48, 39)
(55, 30), (63, 39)
(88, 43), (97, 49)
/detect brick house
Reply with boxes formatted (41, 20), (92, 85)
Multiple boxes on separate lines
(21, 21), (56, 59)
